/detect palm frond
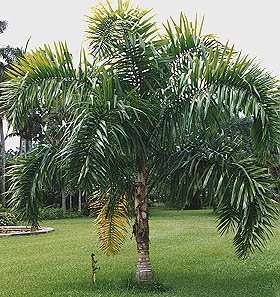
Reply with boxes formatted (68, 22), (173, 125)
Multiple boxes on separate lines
(59, 71), (148, 197)
(86, 0), (156, 58)
(159, 22), (280, 157)
(152, 130), (279, 258)
(86, 0), (160, 97)
(0, 41), (91, 130)
(90, 192), (130, 255)
(7, 143), (62, 227)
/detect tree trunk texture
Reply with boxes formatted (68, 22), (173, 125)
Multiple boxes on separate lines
(24, 125), (32, 152)
(25, 138), (32, 152)
(0, 118), (6, 208)
(78, 189), (82, 212)
(19, 135), (23, 155)
(134, 165), (154, 281)
(184, 190), (203, 210)
(61, 188), (66, 216)
(69, 195), (72, 209)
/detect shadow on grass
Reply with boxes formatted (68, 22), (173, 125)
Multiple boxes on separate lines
(51, 269), (279, 297)
(53, 274), (168, 296)
(159, 269), (280, 297)
(149, 208), (216, 219)
(122, 274), (168, 293)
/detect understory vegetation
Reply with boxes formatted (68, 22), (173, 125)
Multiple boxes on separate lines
(39, 207), (85, 220)
(1, 208), (280, 297)
(0, 208), (17, 226)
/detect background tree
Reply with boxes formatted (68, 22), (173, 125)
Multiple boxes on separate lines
(0, 20), (22, 208)
(1, 1), (280, 282)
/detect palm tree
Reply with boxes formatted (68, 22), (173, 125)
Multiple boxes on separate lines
(1, 1), (280, 281)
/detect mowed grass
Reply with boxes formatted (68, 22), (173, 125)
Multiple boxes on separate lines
(1, 208), (280, 297)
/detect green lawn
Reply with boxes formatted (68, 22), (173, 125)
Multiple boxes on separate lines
(1, 208), (280, 297)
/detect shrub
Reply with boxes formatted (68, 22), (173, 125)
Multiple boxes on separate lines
(40, 207), (85, 220)
(0, 210), (18, 226)
(40, 207), (64, 220)
(64, 209), (84, 219)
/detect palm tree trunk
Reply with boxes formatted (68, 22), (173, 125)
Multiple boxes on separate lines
(134, 161), (154, 281)
(25, 125), (32, 152)
(25, 138), (31, 152)
(78, 189), (82, 212)
(61, 188), (66, 216)
(0, 118), (6, 208)
(19, 135), (23, 155)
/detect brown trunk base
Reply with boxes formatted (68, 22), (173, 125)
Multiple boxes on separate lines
(136, 253), (154, 281)
(135, 269), (154, 281)
(135, 241), (154, 281)
(134, 161), (154, 282)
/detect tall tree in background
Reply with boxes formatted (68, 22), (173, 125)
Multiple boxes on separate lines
(0, 20), (9, 209)
(42, 108), (69, 215)
(0, 20), (22, 208)
(1, 1), (280, 281)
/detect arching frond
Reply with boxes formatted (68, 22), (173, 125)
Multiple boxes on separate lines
(0, 41), (91, 130)
(7, 143), (62, 227)
(86, 0), (157, 59)
(153, 130), (279, 258)
(86, 0), (163, 97)
(59, 71), (148, 197)
(90, 192), (130, 255)
(158, 20), (280, 157)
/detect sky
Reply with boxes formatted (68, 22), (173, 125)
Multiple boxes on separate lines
(1, 0), (280, 149)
